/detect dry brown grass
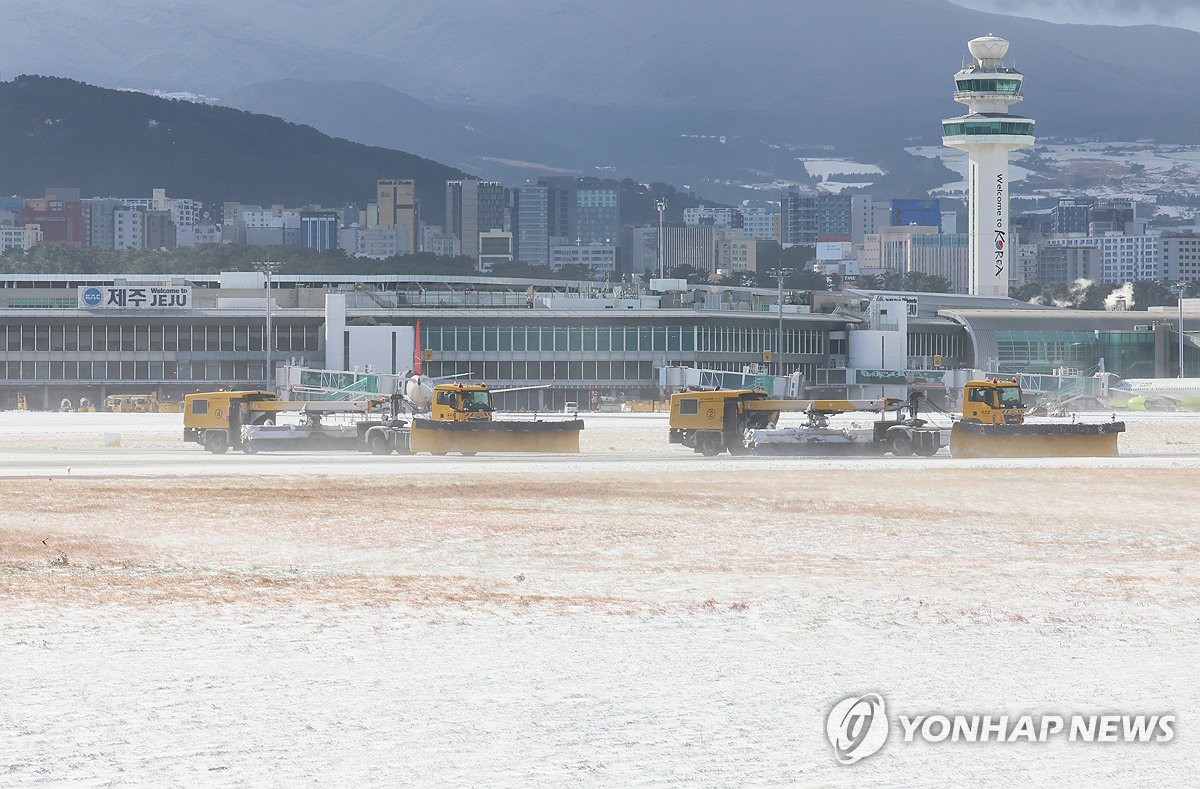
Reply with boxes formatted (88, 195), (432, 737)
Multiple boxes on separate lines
(2, 469), (1197, 611)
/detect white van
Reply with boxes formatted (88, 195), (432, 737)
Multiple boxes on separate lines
(564, 401), (580, 413)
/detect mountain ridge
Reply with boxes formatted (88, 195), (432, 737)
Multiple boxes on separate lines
(4, 2), (1200, 201)
(0, 75), (468, 218)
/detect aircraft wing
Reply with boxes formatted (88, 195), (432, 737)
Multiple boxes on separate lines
(492, 383), (553, 394)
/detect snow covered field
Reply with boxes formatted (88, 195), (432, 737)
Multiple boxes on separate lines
(906, 141), (1200, 210)
(1, 411), (1198, 784)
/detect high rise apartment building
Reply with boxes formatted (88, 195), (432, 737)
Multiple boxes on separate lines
(144, 210), (177, 250)
(301, 210), (340, 253)
(661, 225), (715, 273)
(739, 208), (777, 241)
(1159, 233), (1200, 283)
(377, 179), (418, 252)
(113, 209), (144, 250)
(512, 186), (550, 265)
(780, 192), (853, 245)
(1046, 235), (1159, 283)
(83, 198), (123, 250)
(446, 179), (506, 264)
(1051, 197), (1094, 235)
(538, 178), (620, 245)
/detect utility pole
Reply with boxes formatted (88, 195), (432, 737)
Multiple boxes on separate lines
(656, 198), (667, 279)
(253, 260), (283, 388)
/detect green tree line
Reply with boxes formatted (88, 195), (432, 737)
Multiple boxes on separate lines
(1011, 280), (1200, 310)
(0, 243), (600, 281)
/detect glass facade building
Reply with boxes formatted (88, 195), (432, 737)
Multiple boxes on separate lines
(1, 274), (1192, 409)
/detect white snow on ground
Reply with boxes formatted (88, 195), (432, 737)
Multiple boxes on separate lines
(1, 411), (1198, 784)
(798, 159), (885, 180)
(818, 181), (876, 194)
(908, 141), (1200, 208)
(906, 146), (1034, 197)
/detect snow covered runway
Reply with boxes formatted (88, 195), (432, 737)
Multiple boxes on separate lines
(1, 412), (1197, 784)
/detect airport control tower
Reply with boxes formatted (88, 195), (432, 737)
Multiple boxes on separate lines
(942, 36), (1035, 297)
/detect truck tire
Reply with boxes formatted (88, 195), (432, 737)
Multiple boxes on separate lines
(242, 442), (258, 455)
(697, 433), (724, 457)
(915, 438), (939, 457)
(205, 432), (229, 455)
(368, 433), (392, 455)
(726, 429), (751, 456)
(889, 433), (914, 457)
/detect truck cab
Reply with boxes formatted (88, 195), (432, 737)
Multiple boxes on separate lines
(183, 390), (278, 452)
(669, 389), (775, 456)
(431, 383), (494, 422)
(961, 378), (1025, 425)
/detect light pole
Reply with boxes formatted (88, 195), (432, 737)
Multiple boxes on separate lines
(655, 198), (666, 279)
(253, 261), (282, 388)
(1175, 282), (1187, 378)
(769, 267), (785, 377)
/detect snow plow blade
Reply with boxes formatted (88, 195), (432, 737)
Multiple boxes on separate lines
(409, 418), (584, 454)
(949, 420), (1125, 458)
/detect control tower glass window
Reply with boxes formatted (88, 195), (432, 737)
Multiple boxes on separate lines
(955, 78), (1021, 94)
(942, 120), (1034, 136)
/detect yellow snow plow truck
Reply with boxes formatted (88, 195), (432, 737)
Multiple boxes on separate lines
(949, 377), (1124, 458)
(668, 389), (942, 457)
(397, 382), (583, 456)
(183, 382), (583, 455)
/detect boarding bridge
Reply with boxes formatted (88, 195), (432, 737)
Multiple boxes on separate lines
(276, 365), (402, 402)
(660, 365), (803, 397)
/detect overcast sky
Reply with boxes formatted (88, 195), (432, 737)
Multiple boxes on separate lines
(954, 0), (1200, 31)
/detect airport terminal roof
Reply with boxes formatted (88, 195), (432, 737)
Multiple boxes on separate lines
(940, 308), (1176, 366)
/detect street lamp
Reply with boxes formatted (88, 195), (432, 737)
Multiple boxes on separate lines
(1174, 282), (1187, 378)
(769, 267), (786, 377)
(252, 260), (283, 388)
(655, 198), (666, 279)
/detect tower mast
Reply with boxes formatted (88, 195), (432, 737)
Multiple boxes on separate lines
(942, 36), (1036, 297)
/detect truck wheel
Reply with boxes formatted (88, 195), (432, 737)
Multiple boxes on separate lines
(697, 433), (724, 457)
(915, 440), (939, 457)
(368, 434), (392, 455)
(726, 430), (751, 456)
(890, 433), (914, 457)
(430, 451), (448, 456)
(242, 443), (258, 455)
(205, 432), (229, 455)
(459, 450), (477, 456)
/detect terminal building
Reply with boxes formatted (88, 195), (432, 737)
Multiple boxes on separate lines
(0, 272), (1196, 409)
